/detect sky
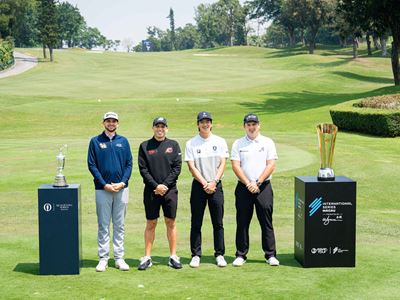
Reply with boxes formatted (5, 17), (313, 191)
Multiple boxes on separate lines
(67, 0), (249, 44)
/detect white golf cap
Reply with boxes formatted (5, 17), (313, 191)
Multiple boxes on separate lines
(103, 111), (119, 121)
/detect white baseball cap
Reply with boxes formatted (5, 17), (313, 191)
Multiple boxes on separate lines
(103, 112), (119, 121)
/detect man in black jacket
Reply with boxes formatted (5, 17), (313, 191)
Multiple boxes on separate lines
(137, 117), (182, 270)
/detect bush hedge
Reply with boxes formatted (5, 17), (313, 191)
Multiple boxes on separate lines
(0, 38), (14, 71)
(330, 99), (400, 137)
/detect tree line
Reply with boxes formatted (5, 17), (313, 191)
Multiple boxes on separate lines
(1, 0), (399, 85)
(0, 0), (112, 61)
(140, 0), (400, 85)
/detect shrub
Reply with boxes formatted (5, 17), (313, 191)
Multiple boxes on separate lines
(0, 38), (14, 71)
(330, 99), (400, 137)
(353, 94), (400, 109)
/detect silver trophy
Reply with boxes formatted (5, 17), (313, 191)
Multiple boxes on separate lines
(53, 144), (68, 187)
(317, 124), (338, 181)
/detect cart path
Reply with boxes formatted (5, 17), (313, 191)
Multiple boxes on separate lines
(0, 51), (38, 79)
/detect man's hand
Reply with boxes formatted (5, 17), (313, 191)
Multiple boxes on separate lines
(104, 183), (118, 193)
(204, 181), (217, 194)
(154, 184), (169, 196)
(111, 182), (125, 191)
(246, 181), (260, 194)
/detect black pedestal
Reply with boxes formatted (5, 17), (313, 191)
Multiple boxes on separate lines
(38, 184), (82, 275)
(294, 176), (356, 267)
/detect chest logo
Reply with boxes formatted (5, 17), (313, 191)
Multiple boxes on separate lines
(197, 149), (201, 154)
(259, 147), (265, 152)
(99, 143), (107, 149)
(165, 147), (173, 153)
(116, 143), (123, 148)
(148, 149), (157, 155)
(213, 146), (217, 151)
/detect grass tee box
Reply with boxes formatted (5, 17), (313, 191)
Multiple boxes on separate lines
(330, 99), (400, 137)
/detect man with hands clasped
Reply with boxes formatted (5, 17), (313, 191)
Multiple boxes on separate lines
(88, 112), (133, 272)
(185, 112), (229, 268)
(137, 117), (182, 270)
(231, 113), (279, 267)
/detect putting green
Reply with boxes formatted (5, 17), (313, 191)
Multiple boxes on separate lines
(275, 143), (315, 173)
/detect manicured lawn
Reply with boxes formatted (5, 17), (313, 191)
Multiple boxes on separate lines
(0, 45), (399, 299)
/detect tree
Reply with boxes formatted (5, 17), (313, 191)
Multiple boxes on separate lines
(247, 0), (308, 47)
(167, 8), (176, 50)
(79, 26), (106, 50)
(338, 0), (400, 85)
(121, 37), (134, 52)
(176, 24), (200, 50)
(195, 0), (246, 48)
(57, 1), (84, 48)
(303, 0), (336, 54)
(37, 0), (59, 61)
(0, 0), (38, 47)
(0, 0), (13, 39)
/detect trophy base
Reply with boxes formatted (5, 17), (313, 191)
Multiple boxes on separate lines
(53, 176), (68, 187)
(318, 168), (335, 181)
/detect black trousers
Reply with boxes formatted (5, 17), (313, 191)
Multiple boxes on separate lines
(190, 179), (225, 257)
(235, 181), (276, 260)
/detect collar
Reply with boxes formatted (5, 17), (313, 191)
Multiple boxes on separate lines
(198, 132), (212, 141)
(102, 131), (117, 140)
(245, 133), (260, 143)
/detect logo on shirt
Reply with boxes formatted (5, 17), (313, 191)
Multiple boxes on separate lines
(148, 149), (157, 155)
(197, 149), (201, 154)
(165, 147), (173, 153)
(116, 143), (123, 148)
(213, 146), (217, 151)
(259, 147), (264, 152)
(99, 143), (107, 149)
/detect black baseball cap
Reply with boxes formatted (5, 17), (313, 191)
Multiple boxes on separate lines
(153, 116), (168, 127)
(197, 111), (212, 122)
(243, 113), (259, 124)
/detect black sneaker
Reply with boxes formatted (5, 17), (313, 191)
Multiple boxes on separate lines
(138, 256), (152, 271)
(168, 255), (182, 269)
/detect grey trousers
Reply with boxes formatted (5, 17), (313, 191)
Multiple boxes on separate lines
(95, 188), (129, 260)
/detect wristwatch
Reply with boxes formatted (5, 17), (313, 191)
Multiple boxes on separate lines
(214, 178), (220, 184)
(256, 179), (262, 187)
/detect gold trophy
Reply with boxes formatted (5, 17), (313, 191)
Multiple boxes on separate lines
(53, 145), (68, 187)
(317, 124), (338, 181)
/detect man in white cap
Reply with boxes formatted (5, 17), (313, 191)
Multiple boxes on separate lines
(231, 113), (279, 267)
(88, 112), (133, 272)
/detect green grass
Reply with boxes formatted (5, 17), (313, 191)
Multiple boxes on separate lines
(1, 45), (399, 299)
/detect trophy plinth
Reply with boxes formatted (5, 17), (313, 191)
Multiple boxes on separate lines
(317, 124), (337, 181)
(53, 145), (69, 187)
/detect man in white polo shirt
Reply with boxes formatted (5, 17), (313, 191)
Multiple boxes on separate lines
(231, 113), (279, 267)
(185, 111), (229, 268)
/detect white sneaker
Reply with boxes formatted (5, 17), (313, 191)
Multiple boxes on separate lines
(216, 255), (227, 267)
(189, 256), (200, 268)
(115, 258), (130, 271)
(267, 256), (280, 266)
(96, 258), (108, 272)
(232, 256), (246, 267)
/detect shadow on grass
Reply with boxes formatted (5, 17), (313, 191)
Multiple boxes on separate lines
(314, 57), (353, 68)
(240, 86), (400, 114)
(13, 263), (39, 275)
(333, 71), (393, 84)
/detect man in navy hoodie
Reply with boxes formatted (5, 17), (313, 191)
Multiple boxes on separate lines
(88, 112), (133, 272)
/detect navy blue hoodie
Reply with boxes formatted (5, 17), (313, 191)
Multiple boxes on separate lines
(88, 131), (133, 190)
